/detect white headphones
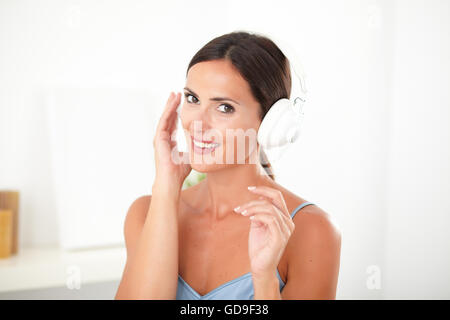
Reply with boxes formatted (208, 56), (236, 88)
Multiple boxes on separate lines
(175, 37), (307, 154)
(257, 40), (308, 151)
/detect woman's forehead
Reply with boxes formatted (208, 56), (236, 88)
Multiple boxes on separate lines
(186, 60), (254, 103)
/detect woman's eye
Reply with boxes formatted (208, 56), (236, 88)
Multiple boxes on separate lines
(184, 93), (235, 114)
(217, 104), (235, 114)
(184, 93), (198, 104)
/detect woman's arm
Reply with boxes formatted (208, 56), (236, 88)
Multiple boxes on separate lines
(115, 182), (181, 300)
(115, 91), (190, 299)
(280, 207), (341, 299)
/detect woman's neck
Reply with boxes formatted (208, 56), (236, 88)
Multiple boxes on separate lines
(198, 162), (273, 221)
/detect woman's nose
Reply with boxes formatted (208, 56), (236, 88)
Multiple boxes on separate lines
(188, 108), (213, 132)
(189, 120), (213, 138)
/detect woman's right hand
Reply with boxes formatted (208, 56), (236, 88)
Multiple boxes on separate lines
(152, 92), (192, 191)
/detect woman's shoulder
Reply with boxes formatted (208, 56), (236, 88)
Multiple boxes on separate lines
(123, 195), (152, 242)
(275, 185), (341, 298)
(271, 181), (329, 220)
(272, 181), (341, 249)
(278, 187), (341, 270)
(128, 195), (152, 218)
(125, 185), (195, 226)
(125, 182), (199, 222)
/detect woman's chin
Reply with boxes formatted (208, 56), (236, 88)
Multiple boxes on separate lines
(190, 162), (219, 173)
(189, 156), (228, 173)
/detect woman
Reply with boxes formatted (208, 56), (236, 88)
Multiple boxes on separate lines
(115, 31), (341, 300)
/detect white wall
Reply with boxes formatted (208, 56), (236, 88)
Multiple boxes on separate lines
(0, 0), (449, 299)
(385, 0), (450, 299)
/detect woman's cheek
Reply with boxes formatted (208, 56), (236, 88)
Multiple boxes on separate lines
(179, 107), (190, 131)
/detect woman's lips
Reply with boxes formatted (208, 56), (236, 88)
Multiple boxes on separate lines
(191, 135), (214, 144)
(190, 136), (220, 155)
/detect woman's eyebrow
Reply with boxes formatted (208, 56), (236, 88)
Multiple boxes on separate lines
(183, 87), (241, 105)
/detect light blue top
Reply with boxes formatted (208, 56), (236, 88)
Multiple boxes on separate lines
(176, 201), (315, 300)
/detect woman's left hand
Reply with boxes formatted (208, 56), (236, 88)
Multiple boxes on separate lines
(234, 186), (295, 279)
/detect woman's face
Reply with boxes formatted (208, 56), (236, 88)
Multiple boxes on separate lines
(180, 59), (262, 172)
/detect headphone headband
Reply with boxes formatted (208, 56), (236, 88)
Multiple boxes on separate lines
(265, 33), (308, 115)
(255, 33), (308, 151)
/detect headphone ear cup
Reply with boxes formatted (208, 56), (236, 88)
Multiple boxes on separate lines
(257, 98), (291, 149)
(257, 98), (304, 150)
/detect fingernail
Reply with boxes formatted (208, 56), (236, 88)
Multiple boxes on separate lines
(233, 206), (240, 212)
(241, 209), (247, 215)
(249, 215), (255, 220)
(248, 186), (256, 190)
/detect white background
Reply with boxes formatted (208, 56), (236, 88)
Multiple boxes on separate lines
(0, 0), (449, 299)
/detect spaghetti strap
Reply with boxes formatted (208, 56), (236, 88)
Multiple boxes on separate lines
(290, 202), (315, 219)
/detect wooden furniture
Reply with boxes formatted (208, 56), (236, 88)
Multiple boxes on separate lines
(0, 191), (19, 255)
(0, 209), (12, 258)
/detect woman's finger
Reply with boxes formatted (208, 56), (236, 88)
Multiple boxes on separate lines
(156, 92), (175, 132)
(166, 93), (181, 136)
(155, 92), (180, 137)
(247, 186), (289, 216)
(249, 213), (285, 243)
(273, 205), (295, 233)
(234, 199), (269, 213)
(242, 204), (292, 238)
(235, 199), (292, 232)
(166, 109), (180, 146)
(235, 195), (294, 233)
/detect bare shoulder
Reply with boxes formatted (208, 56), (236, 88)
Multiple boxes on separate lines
(123, 195), (152, 253)
(273, 183), (341, 259)
(123, 183), (198, 235)
(274, 185), (341, 298)
(275, 183), (340, 237)
(125, 195), (152, 227)
(290, 202), (341, 245)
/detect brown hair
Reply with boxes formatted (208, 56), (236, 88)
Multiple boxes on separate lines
(185, 31), (293, 180)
